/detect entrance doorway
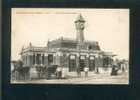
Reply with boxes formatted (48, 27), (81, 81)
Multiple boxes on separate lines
(48, 54), (53, 65)
(69, 55), (76, 72)
(79, 55), (86, 71)
(89, 56), (95, 71)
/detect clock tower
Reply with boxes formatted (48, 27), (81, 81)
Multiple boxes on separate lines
(75, 14), (85, 43)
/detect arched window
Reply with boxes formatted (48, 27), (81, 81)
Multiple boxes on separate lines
(69, 55), (76, 72)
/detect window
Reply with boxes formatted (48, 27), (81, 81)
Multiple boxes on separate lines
(48, 54), (53, 65)
(69, 55), (76, 72)
(88, 45), (92, 50)
(89, 56), (95, 71)
(79, 55), (86, 71)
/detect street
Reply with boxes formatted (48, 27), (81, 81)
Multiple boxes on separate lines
(12, 71), (129, 84)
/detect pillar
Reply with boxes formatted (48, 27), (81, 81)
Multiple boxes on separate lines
(86, 54), (89, 68)
(56, 52), (61, 66)
(25, 55), (27, 66)
(76, 53), (80, 70)
(26, 54), (29, 66)
(28, 53), (33, 66)
(94, 54), (100, 73)
(40, 54), (43, 66)
(65, 53), (69, 68)
(60, 53), (64, 67)
(34, 54), (37, 66)
(31, 53), (34, 66)
(44, 53), (48, 66)
(61, 53), (69, 78)
(42, 54), (44, 65)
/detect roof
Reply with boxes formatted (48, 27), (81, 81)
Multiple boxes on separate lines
(49, 37), (77, 43)
(20, 45), (46, 54)
(48, 37), (100, 51)
(48, 37), (77, 49)
(102, 51), (116, 56)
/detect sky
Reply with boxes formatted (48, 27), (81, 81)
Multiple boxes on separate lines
(11, 8), (129, 60)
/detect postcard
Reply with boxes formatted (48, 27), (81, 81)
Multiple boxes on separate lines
(11, 8), (129, 84)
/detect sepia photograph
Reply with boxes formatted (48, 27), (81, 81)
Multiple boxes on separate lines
(11, 8), (129, 84)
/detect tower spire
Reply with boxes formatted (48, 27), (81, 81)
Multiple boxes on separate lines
(75, 14), (85, 23)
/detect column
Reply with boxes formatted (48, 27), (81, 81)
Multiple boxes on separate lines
(44, 53), (48, 66)
(94, 54), (99, 73)
(86, 54), (89, 68)
(25, 55), (27, 66)
(65, 53), (69, 68)
(31, 53), (34, 66)
(57, 52), (61, 66)
(22, 55), (25, 65)
(76, 53), (80, 70)
(62, 53), (67, 67)
(60, 52), (63, 66)
(61, 53), (69, 78)
(94, 54), (99, 67)
(35, 54), (37, 66)
(76, 53), (81, 77)
(42, 54), (44, 65)
(99, 55), (103, 67)
(27, 54), (29, 66)
(56, 53), (59, 65)
(40, 54), (43, 66)
(28, 53), (33, 66)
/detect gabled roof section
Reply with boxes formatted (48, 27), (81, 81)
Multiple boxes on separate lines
(20, 43), (46, 54)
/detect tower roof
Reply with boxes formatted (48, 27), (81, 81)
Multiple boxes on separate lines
(75, 14), (85, 22)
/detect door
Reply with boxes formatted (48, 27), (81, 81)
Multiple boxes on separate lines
(89, 56), (95, 71)
(48, 54), (53, 65)
(69, 55), (76, 72)
(79, 55), (86, 71)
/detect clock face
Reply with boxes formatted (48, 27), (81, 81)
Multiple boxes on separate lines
(76, 22), (84, 29)
(80, 23), (84, 29)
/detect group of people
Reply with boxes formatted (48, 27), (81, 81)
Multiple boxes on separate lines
(55, 66), (90, 79)
(76, 66), (89, 78)
(54, 62), (127, 79)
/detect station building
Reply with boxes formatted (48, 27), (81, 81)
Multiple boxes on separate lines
(16, 14), (115, 79)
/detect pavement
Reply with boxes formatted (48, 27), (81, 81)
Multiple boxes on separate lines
(11, 71), (129, 84)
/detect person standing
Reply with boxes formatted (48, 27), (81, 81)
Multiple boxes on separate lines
(76, 67), (81, 77)
(121, 62), (126, 73)
(95, 67), (99, 74)
(84, 66), (89, 77)
(56, 66), (62, 79)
